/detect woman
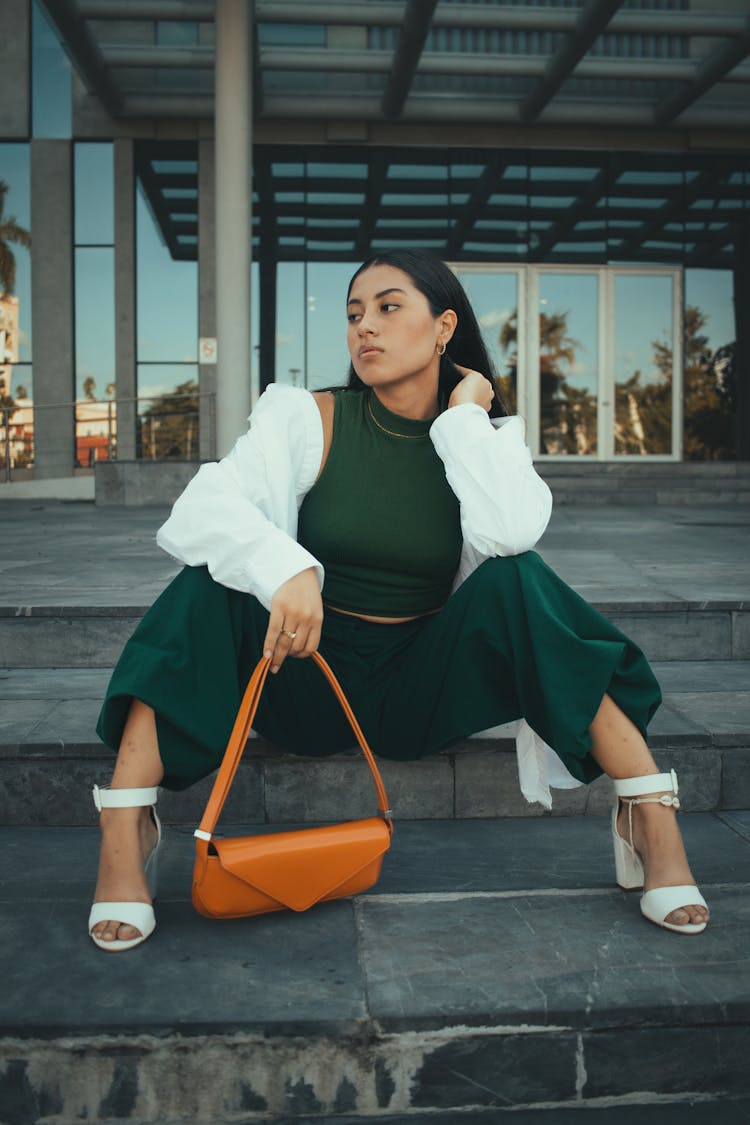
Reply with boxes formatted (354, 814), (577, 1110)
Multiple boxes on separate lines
(89, 250), (709, 951)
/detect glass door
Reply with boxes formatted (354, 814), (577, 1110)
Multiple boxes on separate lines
(453, 267), (523, 415)
(610, 269), (681, 458)
(529, 269), (601, 456)
(527, 265), (680, 458)
(434, 263), (682, 459)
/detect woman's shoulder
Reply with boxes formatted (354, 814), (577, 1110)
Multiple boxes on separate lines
(251, 383), (319, 427)
(243, 384), (324, 487)
(255, 382), (312, 408)
(252, 383), (362, 432)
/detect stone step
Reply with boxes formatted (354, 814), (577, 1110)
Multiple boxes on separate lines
(538, 463), (750, 505)
(547, 489), (750, 506)
(2, 599), (748, 667)
(1, 662), (748, 826)
(546, 476), (749, 489)
(1, 814), (748, 1120)
(541, 463), (750, 477)
(120, 1103), (750, 1124)
(93, 457), (750, 508)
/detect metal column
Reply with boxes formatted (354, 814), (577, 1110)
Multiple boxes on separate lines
(214, 0), (253, 457)
(733, 227), (750, 461)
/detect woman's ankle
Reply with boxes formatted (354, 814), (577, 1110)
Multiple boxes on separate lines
(99, 804), (149, 827)
(98, 806), (158, 852)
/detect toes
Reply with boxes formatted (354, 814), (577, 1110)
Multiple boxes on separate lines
(116, 923), (142, 941)
(91, 920), (142, 942)
(665, 907), (691, 927)
(664, 905), (709, 928)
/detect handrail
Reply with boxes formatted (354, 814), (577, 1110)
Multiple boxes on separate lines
(1, 391), (216, 410)
(1, 391), (216, 483)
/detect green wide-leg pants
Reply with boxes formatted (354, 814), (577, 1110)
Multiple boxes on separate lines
(97, 553), (661, 791)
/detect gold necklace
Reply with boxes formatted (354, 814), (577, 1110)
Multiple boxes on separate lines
(367, 397), (431, 439)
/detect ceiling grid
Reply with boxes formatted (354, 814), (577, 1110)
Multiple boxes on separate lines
(41, 1), (750, 266)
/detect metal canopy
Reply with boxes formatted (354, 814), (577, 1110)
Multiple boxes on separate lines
(41, 0), (750, 128)
(136, 142), (750, 269)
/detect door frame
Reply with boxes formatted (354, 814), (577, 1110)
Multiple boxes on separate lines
(604, 264), (683, 462)
(454, 262), (683, 460)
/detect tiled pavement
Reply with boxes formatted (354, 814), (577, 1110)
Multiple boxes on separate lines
(0, 498), (748, 1122)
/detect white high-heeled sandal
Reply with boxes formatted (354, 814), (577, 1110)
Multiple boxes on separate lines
(88, 784), (162, 952)
(612, 769), (709, 935)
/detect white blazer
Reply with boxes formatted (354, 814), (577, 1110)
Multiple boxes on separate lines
(157, 384), (582, 807)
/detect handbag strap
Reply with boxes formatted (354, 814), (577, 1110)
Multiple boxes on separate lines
(194, 651), (394, 842)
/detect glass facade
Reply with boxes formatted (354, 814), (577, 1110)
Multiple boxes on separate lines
(538, 272), (599, 457)
(0, 144), (32, 477)
(454, 269), (520, 414)
(136, 165), (198, 460)
(683, 269), (736, 461)
(240, 146), (749, 268)
(74, 144), (115, 468)
(75, 144), (114, 245)
(2, 7), (748, 473)
(31, 0), (72, 139)
(614, 273), (675, 457)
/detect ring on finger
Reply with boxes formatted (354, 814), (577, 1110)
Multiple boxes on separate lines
(281, 629), (298, 639)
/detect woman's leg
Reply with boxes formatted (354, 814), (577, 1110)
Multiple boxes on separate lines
(91, 700), (164, 945)
(90, 571), (373, 944)
(589, 693), (708, 928)
(363, 555), (706, 929)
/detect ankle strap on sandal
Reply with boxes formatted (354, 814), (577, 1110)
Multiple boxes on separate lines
(613, 770), (678, 799)
(93, 785), (159, 811)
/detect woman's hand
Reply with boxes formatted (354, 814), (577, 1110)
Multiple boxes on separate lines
(263, 567), (323, 673)
(448, 365), (494, 412)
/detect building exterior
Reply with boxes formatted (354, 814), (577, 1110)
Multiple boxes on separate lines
(1, 0), (749, 485)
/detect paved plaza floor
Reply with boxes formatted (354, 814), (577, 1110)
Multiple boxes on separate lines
(0, 497), (748, 608)
(0, 497), (748, 1121)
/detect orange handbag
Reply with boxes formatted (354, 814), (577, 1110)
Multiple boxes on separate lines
(192, 651), (394, 919)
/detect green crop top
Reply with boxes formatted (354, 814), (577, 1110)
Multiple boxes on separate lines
(297, 389), (463, 617)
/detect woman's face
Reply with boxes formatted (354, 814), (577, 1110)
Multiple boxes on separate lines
(346, 264), (454, 394)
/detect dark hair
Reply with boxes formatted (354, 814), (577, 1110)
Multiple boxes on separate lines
(344, 249), (508, 417)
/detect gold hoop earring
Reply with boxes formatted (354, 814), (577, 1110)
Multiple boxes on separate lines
(437, 341), (447, 356)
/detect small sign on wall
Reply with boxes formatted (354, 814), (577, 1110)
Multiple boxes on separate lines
(199, 337), (217, 364)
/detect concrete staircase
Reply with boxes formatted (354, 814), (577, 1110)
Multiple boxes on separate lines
(1, 500), (749, 1123)
(538, 461), (750, 506)
(92, 459), (750, 508)
(1, 656), (749, 830)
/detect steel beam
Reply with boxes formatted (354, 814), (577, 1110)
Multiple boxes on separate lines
(615, 166), (732, 259)
(446, 156), (508, 259)
(253, 17), (264, 115)
(258, 95), (747, 127)
(532, 164), (610, 260)
(118, 90), (750, 129)
(653, 16), (750, 125)
(102, 46), (214, 68)
(519, 0), (625, 124)
(356, 152), (389, 259)
(134, 150), (185, 261)
(254, 2), (749, 37)
(255, 151), (276, 390)
(78, 1), (213, 18)
(38, 0), (123, 117)
(121, 95), (214, 116)
(269, 49), (750, 82)
(382, 0), (438, 119)
(73, 0), (750, 40)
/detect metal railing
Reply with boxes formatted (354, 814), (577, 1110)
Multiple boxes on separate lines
(1, 392), (216, 483)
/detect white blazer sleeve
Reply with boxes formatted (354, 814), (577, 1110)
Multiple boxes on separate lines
(430, 404), (552, 556)
(156, 386), (324, 610)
